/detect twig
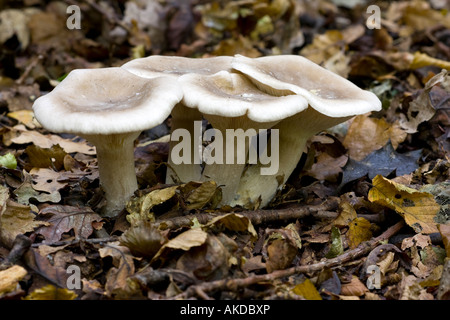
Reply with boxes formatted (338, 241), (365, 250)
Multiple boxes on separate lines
(31, 236), (119, 248)
(15, 55), (43, 85)
(172, 220), (405, 299)
(154, 198), (341, 229)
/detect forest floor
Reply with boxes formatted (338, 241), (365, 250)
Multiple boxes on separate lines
(0, 0), (449, 301)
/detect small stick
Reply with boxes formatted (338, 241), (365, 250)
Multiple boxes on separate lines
(173, 220), (405, 299)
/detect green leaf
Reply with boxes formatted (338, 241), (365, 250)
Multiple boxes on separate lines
(326, 226), (344, 258)
(0, 153), (17, 169)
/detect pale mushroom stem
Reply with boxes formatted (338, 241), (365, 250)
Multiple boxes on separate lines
(201, 131), (249, 205)
(83, 132), (140, 217)
(233, 109), (352, 209)
(166, 104), (203, 184)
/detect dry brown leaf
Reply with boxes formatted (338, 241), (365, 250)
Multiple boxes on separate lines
(3, 124), (96, 155)
(343, 115), (407, 161)
(340, 276), (369, 296)
(0, 265), (27, 296)
(30, 168), (67, 194)
(438, 224), (450, 258)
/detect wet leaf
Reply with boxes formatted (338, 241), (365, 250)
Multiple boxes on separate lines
(368, 175), (440, 234)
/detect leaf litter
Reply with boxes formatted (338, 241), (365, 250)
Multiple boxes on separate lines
(0, 0), (449, 302)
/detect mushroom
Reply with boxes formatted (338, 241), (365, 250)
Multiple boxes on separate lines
(121, 55), (234, 184)
(178, 70), (308, 205)
(230, 54), (382, 208)
(32, 67), (183, 217)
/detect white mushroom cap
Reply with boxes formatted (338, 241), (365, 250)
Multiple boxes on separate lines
(121, 55), (233, 79)
(33, 67), (183, 135)
(231, 54), (382, 117)
(178, 70), (308, 125)
(178, 70), (308, 205)
(32, 67), (183, 217)
(121, 55), (234, 185)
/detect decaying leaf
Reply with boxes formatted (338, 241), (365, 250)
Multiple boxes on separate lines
(203, 213), (257, 238)
(343, 115), (407, 161)
(120, 220), (167, 258)
(30, 168), (67, 194)
(26, 144), (67, 170)
(340, 276), (369, 296)
(151, 228), (209, 264)
(99, 242), (136, 297)
(36, 205), (103, 243)
(341, 143), (422, 187)
(368, 175), (440, 234)
(347, 217), (372, 249)
(0, 199), (48, 247)
(265, 238), (298, 273)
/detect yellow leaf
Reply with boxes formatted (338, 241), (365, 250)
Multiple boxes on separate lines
(292, 278), (322, 300)
(368, 175), (440, 234)
(348, 217), (372, 249)
(23, 284), (77, 300)
(410, 52), (450, 70)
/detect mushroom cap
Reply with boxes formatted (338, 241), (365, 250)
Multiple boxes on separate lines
(121, 55), (233, 79)
(231, 54), (382, 118)
(32, 67), (183, 135)
(178, 70), (308, 123)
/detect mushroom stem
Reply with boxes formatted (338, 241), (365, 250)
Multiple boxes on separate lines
(166, 104), (203, 184)
(201, 131), (249, 205)
(84, 132), (140, 217)
(233, 108), (352, 209)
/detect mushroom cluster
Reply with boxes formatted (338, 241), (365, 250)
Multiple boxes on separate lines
(32, 54), (381, 217)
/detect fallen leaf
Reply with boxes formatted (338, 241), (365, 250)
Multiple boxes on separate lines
(438, 224), (450, 258)
(25, 144), (67, 170)
(343, 115), (408, 161)
(204, 213), (257, 238)
(99, 243), (135, 297)
(184, 180), (221, 210)
(265, 238), (298, 273)
(340, 276), (368, 296)
(326, 226), (344, 258)
(126, 186), (178, 226)
(151, 228), (209, 264)
(30, 168), (67, 194)
(340, 142), (422, 187)
(368, 175), (440, 234)
(307, 153), (348, 182)
(0, 199), (48, 247)
(0, 265), (27, 296)
(36, 205), (103, 243)
(292, 278), (322, 300)
(347, 217), (372, 249)
(400, 70), (448, 133)
(0, 153), (17, 169)
(3, 124), (96, 155)
(7, 110), (36, 128)
(23, 284), (77, 300)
